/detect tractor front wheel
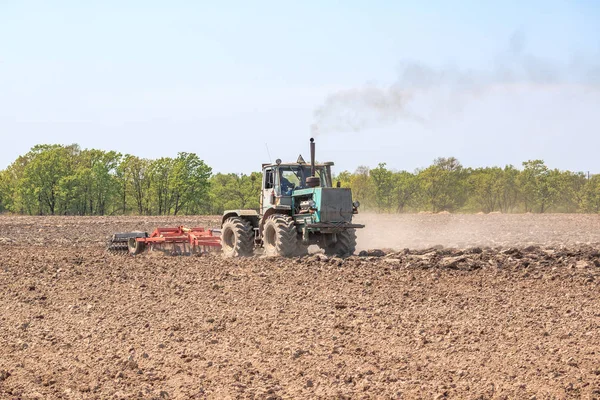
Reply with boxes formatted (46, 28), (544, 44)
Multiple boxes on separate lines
(221, 217), (254, 257)
(263, 214), (299, 257)
(323, 229), (357, 257)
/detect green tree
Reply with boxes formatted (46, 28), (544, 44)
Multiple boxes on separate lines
(519, 160), (564, 213)
(558, 171), (587, 212)
(497, 165), (520, 213)
(418, 157), (467, 212)
(71, 149), (122, 215)
(148, 157), (175, 215)
(581, 175), (600, 213)
(468, 167), (504, 213)
(334, 170), (352, 188)
(0, 169), (8, 213)
(392, 170), (419, 212)
(119, 155), (152, 215)
(209, 172), (261, 214)
(19, 144), (79, 215)
(348, 166), (375, 210)
(170, 152), (212, 215)
(1, 155), (32, 214)
(370, 163), (394, 211)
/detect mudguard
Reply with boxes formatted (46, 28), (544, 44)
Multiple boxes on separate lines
(221, 209), (260, 228)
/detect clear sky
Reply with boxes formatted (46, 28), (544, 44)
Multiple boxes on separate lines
(1, 0), (599, 174)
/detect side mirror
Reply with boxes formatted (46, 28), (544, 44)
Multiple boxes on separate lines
(336, 181), (341, 188)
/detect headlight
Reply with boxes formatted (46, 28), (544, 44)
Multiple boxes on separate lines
(353, 201), (360, 208)
(300, 200), (317, 210)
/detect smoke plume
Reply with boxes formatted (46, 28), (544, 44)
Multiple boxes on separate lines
(311, 32), (600, 136)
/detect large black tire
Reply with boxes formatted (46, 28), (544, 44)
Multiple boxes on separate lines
(323, 229), (357, 257)
(221, 217), (254, 257)
(263, 214), (299, 257)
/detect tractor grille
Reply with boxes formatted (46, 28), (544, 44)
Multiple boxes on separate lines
(319, 188), (353, 223)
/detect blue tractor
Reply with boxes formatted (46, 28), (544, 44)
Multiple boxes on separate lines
(220, 138), (364, 257)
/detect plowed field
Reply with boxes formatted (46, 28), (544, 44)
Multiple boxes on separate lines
(0, 214), (599, 399)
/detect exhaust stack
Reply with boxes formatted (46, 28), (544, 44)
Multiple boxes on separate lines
(306, 137), (320, 188)
(310, 137), (316, 177)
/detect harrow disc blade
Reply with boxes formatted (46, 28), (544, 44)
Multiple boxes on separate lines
(106, 239), (129, 254)
(148, 242), (218, 256)
(106, 231), (148, 255)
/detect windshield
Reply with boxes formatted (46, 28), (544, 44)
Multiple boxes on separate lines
(279, 165), (330, 192)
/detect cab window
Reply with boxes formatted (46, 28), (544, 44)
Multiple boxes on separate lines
(264, 169), (274, 189)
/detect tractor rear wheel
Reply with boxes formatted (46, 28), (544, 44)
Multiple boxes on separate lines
(263, 214), (299, 257)
(221, 217), (254, 257)
(323, 229), (357, 257)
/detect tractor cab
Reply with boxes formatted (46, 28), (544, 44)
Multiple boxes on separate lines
(260, 160), (333, 213)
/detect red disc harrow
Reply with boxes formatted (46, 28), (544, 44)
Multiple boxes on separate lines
(126, 226), (221, 256)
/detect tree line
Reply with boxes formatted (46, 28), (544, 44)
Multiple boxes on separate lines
(338, 158), (600, 214)
(0, 144), (260, 216)
(0, 144), (598, 215)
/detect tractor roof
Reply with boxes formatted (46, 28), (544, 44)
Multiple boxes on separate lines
(262, 161), (334, 169)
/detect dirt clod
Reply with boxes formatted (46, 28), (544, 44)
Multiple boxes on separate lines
(0, 370), (11, 381)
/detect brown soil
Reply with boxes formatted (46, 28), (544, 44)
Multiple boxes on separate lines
(0, 214), (599, 399)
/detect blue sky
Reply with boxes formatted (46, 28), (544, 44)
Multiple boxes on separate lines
(1, 0), (599, 174)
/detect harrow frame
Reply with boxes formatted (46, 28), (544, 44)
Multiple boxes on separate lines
(126, 226), (221, 255)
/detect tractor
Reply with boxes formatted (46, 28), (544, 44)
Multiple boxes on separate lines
(220, 138), (364, 257)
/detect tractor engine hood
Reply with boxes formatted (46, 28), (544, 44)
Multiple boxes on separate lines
(293, 187), (354, 223)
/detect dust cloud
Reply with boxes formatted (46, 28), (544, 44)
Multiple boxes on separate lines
(353, 213), (600, 251)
